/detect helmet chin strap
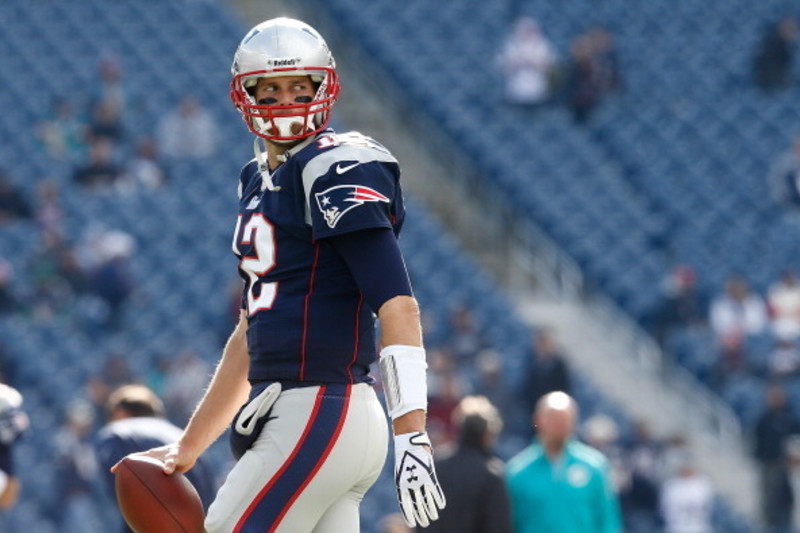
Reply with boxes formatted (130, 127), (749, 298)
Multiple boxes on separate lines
(253, 133), (317, 193)
(253, 137), (281, 192)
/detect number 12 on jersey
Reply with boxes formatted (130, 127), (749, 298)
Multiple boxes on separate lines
(233, 214), (277, 315)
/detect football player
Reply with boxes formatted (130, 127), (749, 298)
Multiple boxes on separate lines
(114, 17), (444, 532)
(0, 383), (28, 510)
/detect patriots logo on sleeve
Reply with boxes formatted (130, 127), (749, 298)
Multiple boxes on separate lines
(314, 185), (390, 228)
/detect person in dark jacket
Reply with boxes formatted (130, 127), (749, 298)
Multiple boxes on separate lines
(417, 395), (512, 533)
(520, 329), (572, 433)
(753, 383), (800, 531)
(753, 15), (798, 91)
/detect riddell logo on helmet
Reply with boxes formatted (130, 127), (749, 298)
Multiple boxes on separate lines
(268, 58), (299, 66)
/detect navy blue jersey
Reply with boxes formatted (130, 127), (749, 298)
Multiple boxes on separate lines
(232, 130), (405, 385)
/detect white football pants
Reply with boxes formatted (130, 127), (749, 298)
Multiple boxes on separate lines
(205, 383), (389, 533)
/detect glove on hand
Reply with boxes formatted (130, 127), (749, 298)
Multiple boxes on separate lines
(393, 432), (446, 528)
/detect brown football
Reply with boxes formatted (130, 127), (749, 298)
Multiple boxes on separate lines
(114, 455), (205, 533)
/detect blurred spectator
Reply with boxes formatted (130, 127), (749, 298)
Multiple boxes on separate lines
(768, 337), (800, 379)
(0, 170), (32, 224)
(35, 97), (88, 162)
(768, 270), (800, 341)
(419, 395), (512, 533)
(72, 137), (123, 189)
(120, 136), (169, 191)
(562, 27), (622, 123)
(495, 16), (557, 107)
(769, 136), (800, 213)
(94, 54), (127, 112)
(709, 274), (768, 342)
(753, 15), (798, 91)
(86, 99), (124, 145)
(0, 383), (29, 510)
(659, 453), (714, 533)
(753, 383), (800, 531)
(472, 349), (515, 430)
(564, 36), (600, 123)
(444, 306), (486, 363)
(94, 384), (216, 532)
(84, 230), (136, 327)
(156, 94), (218, 159)
(648, 264), (708, 346)
(505, 391), (623, 533)
(519, 328), (571, 428)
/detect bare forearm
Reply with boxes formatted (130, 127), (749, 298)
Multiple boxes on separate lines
(180, 314), (251, 457)
(392, 409), (426, 434)
(378, 295), (422, 348)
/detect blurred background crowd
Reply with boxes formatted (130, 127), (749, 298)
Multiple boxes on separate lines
(1, 0), (800, 532)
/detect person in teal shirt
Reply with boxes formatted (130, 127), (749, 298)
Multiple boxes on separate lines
(505, 391), (622, 533)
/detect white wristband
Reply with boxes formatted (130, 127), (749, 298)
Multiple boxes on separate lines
(379, 345), (428, 419)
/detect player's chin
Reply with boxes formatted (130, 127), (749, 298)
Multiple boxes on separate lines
(266, 137), (306, 148)
(265, 129), (310, 147)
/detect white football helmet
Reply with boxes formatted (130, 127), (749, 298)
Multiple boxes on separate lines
(230, 18), (340, 144)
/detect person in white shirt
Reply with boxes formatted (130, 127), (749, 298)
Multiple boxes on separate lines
(496, 17), (557, 106)
(659, 454), (714, 533)
(156, 94), (218, 160)
(709, 275), (767, 341)
(768, 270), (800, 341)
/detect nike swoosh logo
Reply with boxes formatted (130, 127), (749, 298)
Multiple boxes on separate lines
(336, 162), (360, 174)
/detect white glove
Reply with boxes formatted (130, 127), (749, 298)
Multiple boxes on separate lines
(393, 432), (446, 528)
